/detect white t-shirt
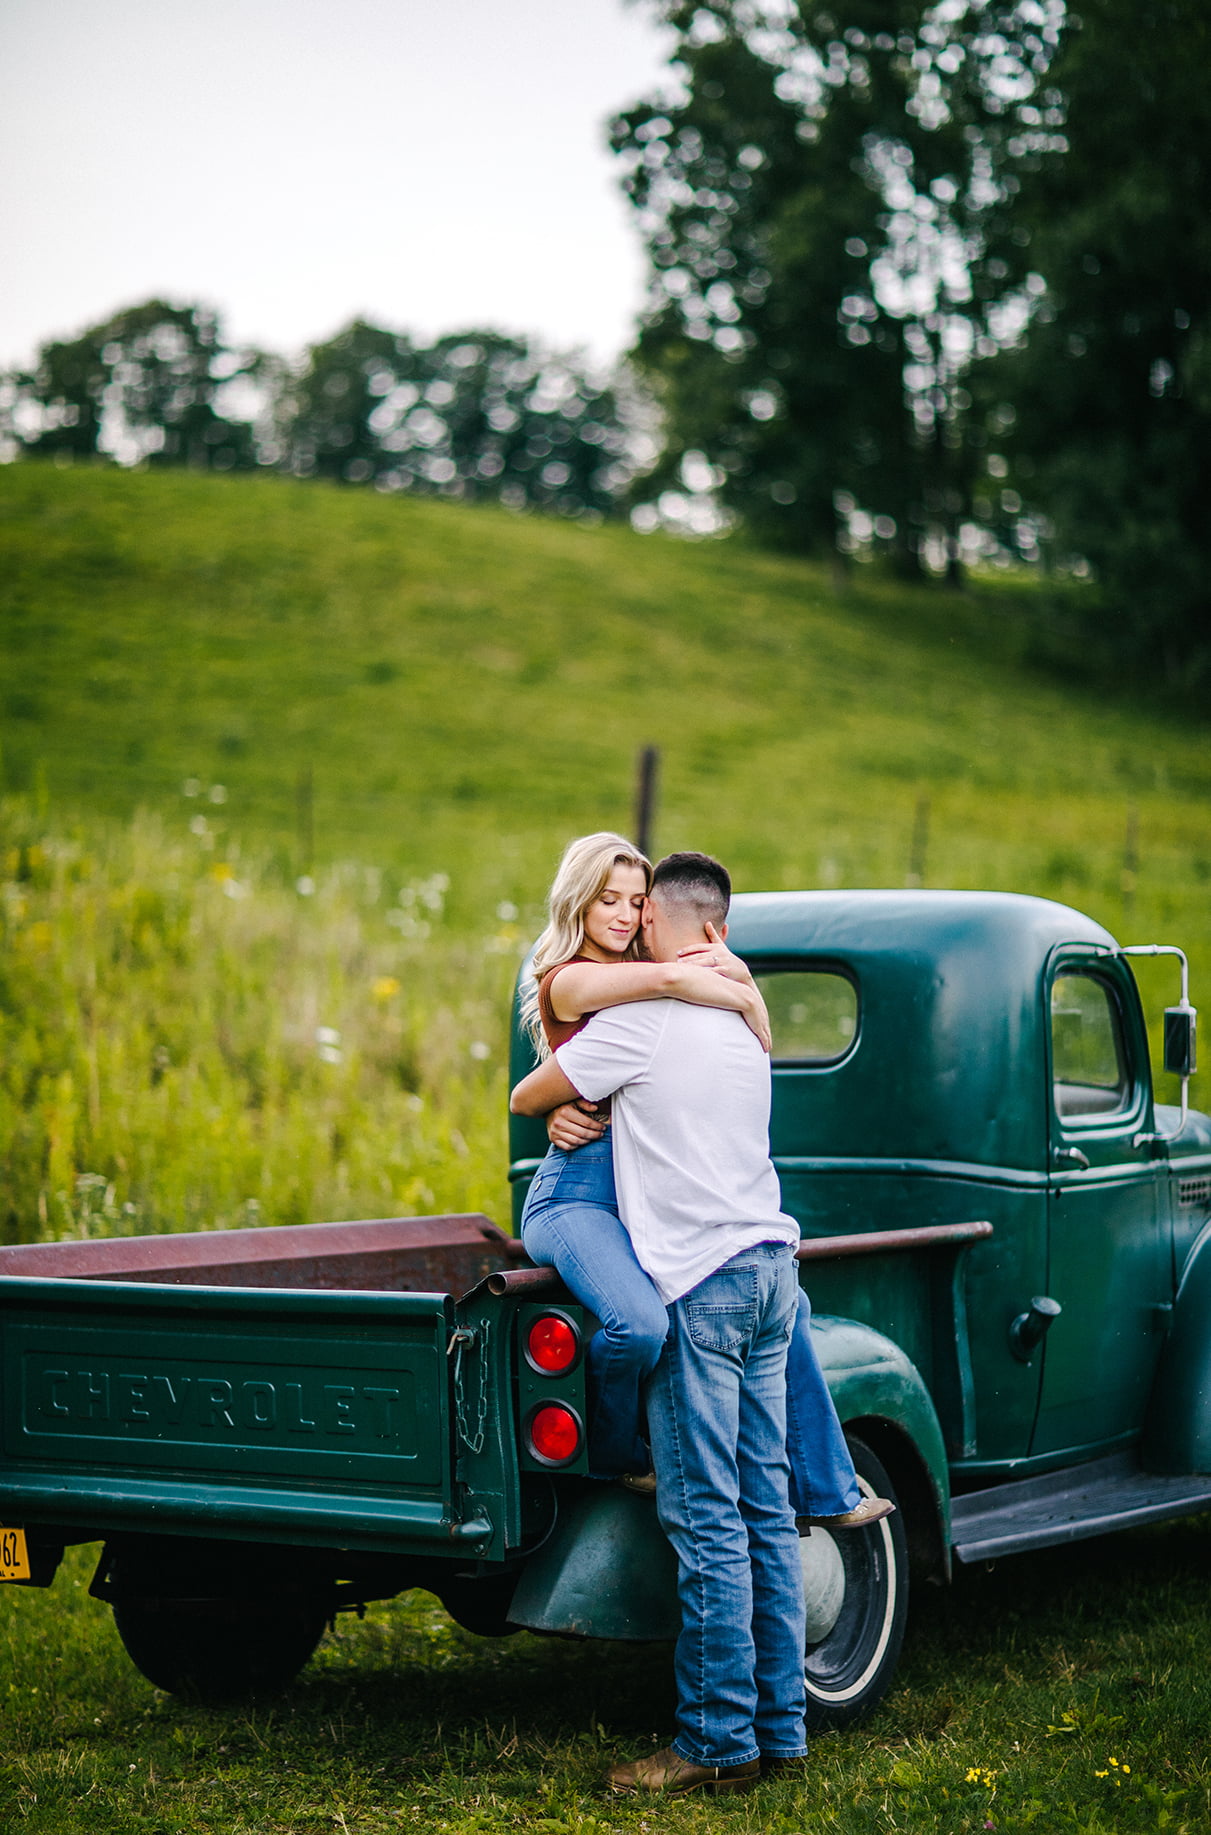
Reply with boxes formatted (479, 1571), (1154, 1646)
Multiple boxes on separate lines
(555, 1001), (798, 1305)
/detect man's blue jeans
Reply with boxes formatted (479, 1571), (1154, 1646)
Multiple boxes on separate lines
(647, 1241), (808, 1768)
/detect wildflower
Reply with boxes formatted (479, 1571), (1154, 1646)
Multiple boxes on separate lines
(208, 784), (227, 804)
(372, 976), (401, 1001)
(316, 1026), (343, 1065)
(212, 863), (235, 881)
(182, 778), (201, 797)
(296, 875), (316, 896)
(496, 900), (518, 921)
(469, 1040), (491, 1060)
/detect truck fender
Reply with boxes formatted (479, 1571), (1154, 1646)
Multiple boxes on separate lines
(812, 1314), (952, 1584)
(507, 1316), (952, 1641)
(507, 1481), (679, 1640)
(1143, 1218), (1211, 1475)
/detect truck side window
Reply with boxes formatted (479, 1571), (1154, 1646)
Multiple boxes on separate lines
(752, 969), (858, 1064)
(1051, 972), (1130, 1117)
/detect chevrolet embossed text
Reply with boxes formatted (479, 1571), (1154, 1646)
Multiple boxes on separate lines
(34, 1365), (407, 1440)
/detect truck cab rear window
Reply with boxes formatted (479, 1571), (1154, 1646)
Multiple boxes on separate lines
(752, 969), (858, 1064)
(1051, 972), (1130, 1116)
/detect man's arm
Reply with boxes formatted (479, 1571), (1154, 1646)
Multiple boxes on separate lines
(509, 1056), (584, 1117)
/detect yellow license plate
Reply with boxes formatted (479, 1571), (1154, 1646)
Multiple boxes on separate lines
(0, 1526), (30, 1581)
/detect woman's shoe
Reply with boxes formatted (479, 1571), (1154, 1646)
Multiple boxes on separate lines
(802, 1495), (895, 1530)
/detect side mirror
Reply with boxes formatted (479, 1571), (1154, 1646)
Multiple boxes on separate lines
(1164, 1006), (1198, 1079)
(1121, 945), (1197, 1137)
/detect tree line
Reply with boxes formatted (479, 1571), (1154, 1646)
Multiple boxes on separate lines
(0, 302), (642, 524)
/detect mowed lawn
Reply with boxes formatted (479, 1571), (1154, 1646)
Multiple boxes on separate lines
(2, 1517), (1209, 1833)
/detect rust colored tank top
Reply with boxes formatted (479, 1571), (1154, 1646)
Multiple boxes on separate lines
(537, 957), (599, 1051)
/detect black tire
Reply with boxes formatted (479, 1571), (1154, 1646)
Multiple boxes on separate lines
(800, 1434), (909, 1730)
(112, 1595), (329, 1703)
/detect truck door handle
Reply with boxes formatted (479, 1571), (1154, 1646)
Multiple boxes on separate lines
(1010, 1296), (1062, 1364)
(1051, 1146), (1090, 1171)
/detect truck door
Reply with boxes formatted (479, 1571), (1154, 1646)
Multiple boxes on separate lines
(1032, 951), (1170, 1457)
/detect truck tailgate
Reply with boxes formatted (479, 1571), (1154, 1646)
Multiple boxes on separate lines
(0, 1277), (472, 1556)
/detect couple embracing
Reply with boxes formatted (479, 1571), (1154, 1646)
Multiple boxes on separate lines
(510, 835), (892, 1796)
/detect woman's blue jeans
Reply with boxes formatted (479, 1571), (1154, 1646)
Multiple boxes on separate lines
(787, 1291), (862, 1520)
(520, 1135), (666, 1478)
(519, 1134), (860, 1510)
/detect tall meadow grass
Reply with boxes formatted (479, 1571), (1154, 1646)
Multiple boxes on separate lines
(0, 795), (519, 1244)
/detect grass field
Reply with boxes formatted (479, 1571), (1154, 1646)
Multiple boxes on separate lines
(2, 1521), (1209, 1833)
(2, 461), (1210, 1831)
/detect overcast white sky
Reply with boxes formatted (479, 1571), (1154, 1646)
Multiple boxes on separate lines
(0, 0), (676, 373)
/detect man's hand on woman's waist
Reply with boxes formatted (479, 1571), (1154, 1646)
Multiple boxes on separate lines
(547, 1100), (610, 1151)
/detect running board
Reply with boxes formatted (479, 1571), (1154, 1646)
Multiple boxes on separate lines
(950, 1451), (1211, 1564)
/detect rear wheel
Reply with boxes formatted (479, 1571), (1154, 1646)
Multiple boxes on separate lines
(112, 1594), (329, 1702)
(800, 1435), (908, 1730)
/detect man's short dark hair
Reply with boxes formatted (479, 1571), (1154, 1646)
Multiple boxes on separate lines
(651, 851), (731, 927)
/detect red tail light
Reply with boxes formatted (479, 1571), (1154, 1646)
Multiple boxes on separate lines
(525, 1311), (581, 1374)
(527, 1403), (583, 1466)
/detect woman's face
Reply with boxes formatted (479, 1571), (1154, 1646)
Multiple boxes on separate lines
(580, 863), (648, 960)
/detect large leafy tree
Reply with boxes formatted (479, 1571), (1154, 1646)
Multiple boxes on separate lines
(11, 300), (263, 470)
(613, 1), (1063, 571)
(992, 0), (1211, 686)
(282, 321), (637, 519)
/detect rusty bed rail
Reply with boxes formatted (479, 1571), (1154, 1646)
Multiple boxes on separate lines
(796, 1220), (993, 1261)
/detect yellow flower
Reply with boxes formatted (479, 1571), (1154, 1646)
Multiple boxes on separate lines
(372, 976), (401, 1001)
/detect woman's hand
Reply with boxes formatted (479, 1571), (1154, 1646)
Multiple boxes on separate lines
(740, 984), (772, 1053)
(547, 1100), (609, 1151)
(677, 922), (756, 986)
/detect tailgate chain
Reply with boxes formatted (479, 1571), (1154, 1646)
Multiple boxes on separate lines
(448, 1323), (489, 1455)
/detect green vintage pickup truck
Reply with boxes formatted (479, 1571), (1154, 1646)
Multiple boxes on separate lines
(1, 890), (1208, 1726)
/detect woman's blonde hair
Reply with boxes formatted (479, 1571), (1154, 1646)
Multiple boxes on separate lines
(521, 831), (652, 1053)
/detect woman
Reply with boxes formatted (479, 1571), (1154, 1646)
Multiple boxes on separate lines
(515, 832), (770, 1480)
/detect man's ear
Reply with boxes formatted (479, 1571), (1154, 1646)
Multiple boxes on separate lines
(719, 920), (728, 940)
(640, 898), (656, 936)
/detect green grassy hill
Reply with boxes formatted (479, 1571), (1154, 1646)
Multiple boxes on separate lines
(0, 462), (1207, 1237)
(4, 462), (1207, 914)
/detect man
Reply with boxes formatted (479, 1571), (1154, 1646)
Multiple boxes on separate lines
(512, 852), (809, 1795)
